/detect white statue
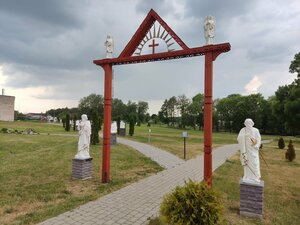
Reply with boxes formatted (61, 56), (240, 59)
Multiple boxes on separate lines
(204, 16), (215, 45)
(104, 35), (114, 58)
(111, 121), (117, 134)
(120, 120), (126, 129)
(75, 114), (91, 159)
(237, 118), (262, 183)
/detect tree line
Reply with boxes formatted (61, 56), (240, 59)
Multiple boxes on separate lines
(46, 52), (300, 137)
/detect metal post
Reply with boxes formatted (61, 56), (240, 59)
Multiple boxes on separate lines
(204, 52), (213, 188)
(101, 63), (113, 183)
(184, 137), (186, 159)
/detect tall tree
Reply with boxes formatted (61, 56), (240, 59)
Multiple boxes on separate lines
(78, 94), (104, 120)
(137, 101), (149, 126)
(289, 52), (300, 78)
(177, 95), (190, 129)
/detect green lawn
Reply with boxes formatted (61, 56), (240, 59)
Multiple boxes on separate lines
(0, 120), (70, 134)
(126, 124), (242, 159)
(0, 121), (162, 225)
(149, 139), (300, 225)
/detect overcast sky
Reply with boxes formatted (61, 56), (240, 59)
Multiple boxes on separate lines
(0, 0), (299, 114)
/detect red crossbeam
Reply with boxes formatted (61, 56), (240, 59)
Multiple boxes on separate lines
(94, 43), (230, 66)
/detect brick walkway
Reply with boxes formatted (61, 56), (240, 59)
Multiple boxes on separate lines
(39, 142), (240, 225)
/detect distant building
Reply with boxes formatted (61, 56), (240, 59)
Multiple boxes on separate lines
(25, 113), (47, 121)
(0, 89), (15, 121)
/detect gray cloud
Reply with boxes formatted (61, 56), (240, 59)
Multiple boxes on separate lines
(0, 0), (299, 113)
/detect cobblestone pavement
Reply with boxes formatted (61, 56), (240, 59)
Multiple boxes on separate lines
(39, 142), (240, 225)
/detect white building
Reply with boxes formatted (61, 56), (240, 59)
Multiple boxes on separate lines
(0, 89), (15, 121)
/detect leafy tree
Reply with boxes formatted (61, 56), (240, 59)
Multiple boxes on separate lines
(78, 94), (104, 120)
(137, 101), (149, 126)
(65, 113), (70, 131)
(177, 95), (190, 128)
(128, 114), (136, 136)
(187, 94), (204, 130)
(289, 52), (300, 78)
(112, 98), (126, 121)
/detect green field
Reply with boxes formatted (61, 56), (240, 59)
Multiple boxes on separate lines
(126, 124), (247, 159)
(0, 121), (162, 225)
(149, 139), (300, 225)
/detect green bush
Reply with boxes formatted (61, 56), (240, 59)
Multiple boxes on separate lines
(285, 140), (296, 162)
(160, 180), (223, 225)
(278, 137), (285, 149)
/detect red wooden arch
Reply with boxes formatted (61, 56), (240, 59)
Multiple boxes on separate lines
(94, 9), (231, 188)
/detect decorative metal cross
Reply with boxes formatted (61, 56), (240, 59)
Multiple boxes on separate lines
(148, 39), (159, 54)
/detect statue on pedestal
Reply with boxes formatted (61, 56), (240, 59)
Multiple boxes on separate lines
(204, 16), (215, 45)
(75, 114), (91, 159)
(237, 119), (261, 183)
(105, 35), (114, 58)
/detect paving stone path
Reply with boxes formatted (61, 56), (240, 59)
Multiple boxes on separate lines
(39, 138), (243, 225)
(117, 137), (185, 169)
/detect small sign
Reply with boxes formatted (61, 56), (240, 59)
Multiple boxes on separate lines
(182, 131), (188, 138)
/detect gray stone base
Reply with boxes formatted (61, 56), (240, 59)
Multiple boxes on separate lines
(72, 158), (93, 180)
(240, 179), (264, 218)
(111, 133), (117, 144)
(119, 128), (126, 136)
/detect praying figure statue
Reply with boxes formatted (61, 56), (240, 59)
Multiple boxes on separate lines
(104, 35), (114, 58)
(75, 114), (91, 159)
(237, 119), (262, 183)
(204, 16), (215, 45)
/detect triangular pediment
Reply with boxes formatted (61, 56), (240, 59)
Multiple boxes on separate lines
(119, 9), (189, 58)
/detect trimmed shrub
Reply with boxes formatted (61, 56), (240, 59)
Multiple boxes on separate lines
(65, 114), (70, 131)
(278, 137), (285, 149)
(160, 180), (223, 225)
(90, 111), (100, 145)
(285, 140), (296, 162)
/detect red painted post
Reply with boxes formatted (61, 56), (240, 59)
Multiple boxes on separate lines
(204, 52), (213, 188)
(101, 63), (113, 183)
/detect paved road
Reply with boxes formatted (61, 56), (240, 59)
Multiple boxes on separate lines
(39, 141), (241, 225)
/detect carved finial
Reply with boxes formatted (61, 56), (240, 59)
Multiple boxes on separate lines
(104, 35), (114, 58)
(204, 16), (215, 45)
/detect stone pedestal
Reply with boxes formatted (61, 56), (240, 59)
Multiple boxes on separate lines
(119, 128), (126, 136)
(72, 158), (93, 180)
(111, 133), (117, 144)
(240, 179), (264, 218)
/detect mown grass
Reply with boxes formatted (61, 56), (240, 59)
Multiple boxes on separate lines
(149, 139), (300, 225)
(0, 120), (72, 134)
(0, 122), (162, 225)
(126, 124), (242, 159)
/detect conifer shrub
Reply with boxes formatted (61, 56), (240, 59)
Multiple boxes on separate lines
(73, 114), (77, 131)
(90, 111), (100, 145)
(285, 140), (296, 162)
(65, 114), (70, 131)
(278, 137), (285, 149)
(160, 180), (223, 225)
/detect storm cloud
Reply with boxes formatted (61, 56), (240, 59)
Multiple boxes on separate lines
(0, 0), (299, 113)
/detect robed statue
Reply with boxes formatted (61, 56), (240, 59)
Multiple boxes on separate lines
(75, 114), (91, 159)
(204, 16), (215, 45)
(237, 119), (261, 183)
(105, 35), (114, 58)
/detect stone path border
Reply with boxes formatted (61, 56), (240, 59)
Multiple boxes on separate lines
(39, 142), (241, 225)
